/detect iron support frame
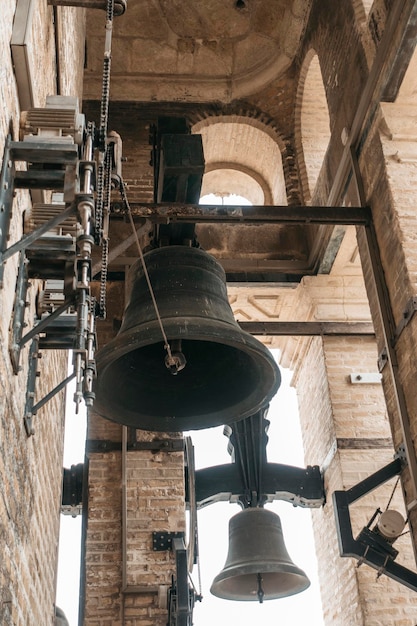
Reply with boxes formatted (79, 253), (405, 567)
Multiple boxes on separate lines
(152, 532), (197, 626)
(333, 457), (417, 591)
(171, 537), (194, 626)
(23, 335), (76, 436)
(193, 462), (324, 509)
(0, 202), (77, 266)
(0, 138), (16, 287)
(110, 202), (372, 226)
(238, 321), (374, 336)
(47, 0), (127, 15)
(9, 251), (29, 373)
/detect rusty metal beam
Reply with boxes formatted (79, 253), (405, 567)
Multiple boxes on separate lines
(47, 0), (127, 14)
(110, 203), (371, 226)
(238, 321), (374, 336)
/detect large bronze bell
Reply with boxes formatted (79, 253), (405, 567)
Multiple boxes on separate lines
(211, 507), (310, 601)
(94, 246), (281, 431)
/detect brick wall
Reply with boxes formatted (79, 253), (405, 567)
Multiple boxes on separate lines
(0, 2), (85, 624)
(293, 335), (417, 625)
(83, 421), (185, 625)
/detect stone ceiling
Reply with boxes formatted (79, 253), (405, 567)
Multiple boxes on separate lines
(83, 0), (313, 102)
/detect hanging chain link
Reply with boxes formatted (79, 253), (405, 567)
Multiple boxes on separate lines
(97, 149), (112, 319)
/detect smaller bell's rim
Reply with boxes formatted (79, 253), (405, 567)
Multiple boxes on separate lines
(210, 565), (311, 600)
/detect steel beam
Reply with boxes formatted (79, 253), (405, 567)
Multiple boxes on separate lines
(110, 203), (371, 226)
(239, 321), (374, 336)
(194, 462), (324, 509)
(48, 0), (127, 13)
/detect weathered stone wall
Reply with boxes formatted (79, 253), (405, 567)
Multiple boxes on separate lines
(293, 335), (417, 625)
(286, 0), (417, 621)
(84, 426), (185, 625)
(0, 2), (85, 624)
(2, 1), (417, 625)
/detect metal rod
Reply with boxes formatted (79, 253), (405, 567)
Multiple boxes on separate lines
(110, 203), (372, 226)
(47, 0), (127, 15)
(9, 251), (29, 373)
(239, 321), (374, 336)
(31, 372), (76, 414)
(24, 336), (40, 437)
(1, 203), (76, 263)
(19, 297), (75, 348)
(346, 458), (403, 504)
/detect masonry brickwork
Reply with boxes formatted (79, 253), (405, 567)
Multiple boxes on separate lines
(0, 3), (85, 624)
(2, 1), (417, 626)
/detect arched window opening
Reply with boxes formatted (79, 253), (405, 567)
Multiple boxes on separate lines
(193, 119), (287, 205)
(300, 54), (331, 201)
(200, 192), (252, 206)
(200, 168), (262, 205)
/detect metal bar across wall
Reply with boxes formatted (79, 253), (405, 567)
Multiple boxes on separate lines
(110, 203), (372, 226)
(239, 321), (374, 336)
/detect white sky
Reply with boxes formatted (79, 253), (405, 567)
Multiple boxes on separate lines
(56, 363), (324, 626)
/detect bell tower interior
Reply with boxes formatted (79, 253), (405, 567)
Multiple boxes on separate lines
(2, 1), (417, 625)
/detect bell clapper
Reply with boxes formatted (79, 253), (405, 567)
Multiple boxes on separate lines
(257, 573), (264, 603)
(165, 339), (187, 375)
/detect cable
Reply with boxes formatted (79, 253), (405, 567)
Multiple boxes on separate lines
(119, 177), (177, 369)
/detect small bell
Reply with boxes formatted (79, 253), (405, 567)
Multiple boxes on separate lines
(211, 507), (310, 601)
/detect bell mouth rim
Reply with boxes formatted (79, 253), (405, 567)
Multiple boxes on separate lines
(93, 318), (281, 431)
(96, 316), (279, 359)
(210, 562), (311, 601)
(210, 572), (311, 601)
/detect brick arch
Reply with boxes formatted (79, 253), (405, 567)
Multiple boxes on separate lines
(192, 114), (287, 205)
(294, 48), (331, 204)
(202, 162), (272, 205)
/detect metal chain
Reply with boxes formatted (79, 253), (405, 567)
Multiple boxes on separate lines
(100, 0), (114, 137)
(97, 149), (112, 319)
(95, 0), (115, 316)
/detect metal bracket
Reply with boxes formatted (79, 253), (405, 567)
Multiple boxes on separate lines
(349, 372), (382, 384)
(395, 296), (417, 341)
(62, 463), (84, 516)
(166, 536), (199, 626)
(377, 347), (388, 372)
(23, 335), (76, 436)
(192, 412), (324, 509)
(0, 138), (16, 287)
(9, 251), (29, 373)
(47, 0), (127, 15)
(152, 531), (185, 552)
(333, 457), (417, 590)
